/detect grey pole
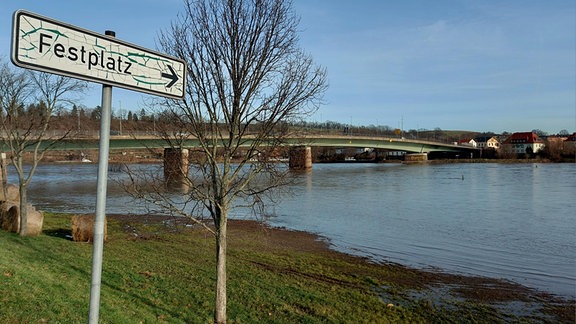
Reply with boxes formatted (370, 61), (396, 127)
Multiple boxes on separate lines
(88, 30), (115, 323)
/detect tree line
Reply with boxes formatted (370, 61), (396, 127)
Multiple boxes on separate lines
(14, 104), (572, 145)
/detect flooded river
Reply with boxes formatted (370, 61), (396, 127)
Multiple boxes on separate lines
(8, 162), (576, 298)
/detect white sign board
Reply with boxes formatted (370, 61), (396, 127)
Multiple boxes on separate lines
(11, 10), (186, 99)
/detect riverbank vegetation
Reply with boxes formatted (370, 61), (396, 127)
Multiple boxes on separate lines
(1, 213), (573, 322)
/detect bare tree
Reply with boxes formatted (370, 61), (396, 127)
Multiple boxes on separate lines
(0, 62), (33, 202)
(0, 61), (87, 236)
(129, 0), (327, 321)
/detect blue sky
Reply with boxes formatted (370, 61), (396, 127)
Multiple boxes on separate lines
(1, 0), (574, 134)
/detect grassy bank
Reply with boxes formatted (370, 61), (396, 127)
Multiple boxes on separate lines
(1, 213), (574, 323)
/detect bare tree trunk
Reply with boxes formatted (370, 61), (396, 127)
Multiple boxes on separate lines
(151, 1), (327, 321)
(18, 183), (28, 236)
(214, 212), (227, 323)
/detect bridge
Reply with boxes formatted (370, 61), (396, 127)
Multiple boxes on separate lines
(46, 134), (475, 154)
(2, 134), (477, 177)
(50, 134), (477, 170)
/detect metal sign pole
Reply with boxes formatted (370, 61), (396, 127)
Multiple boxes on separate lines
(88, 30), (115, 323)
(11, 12), (186, 320)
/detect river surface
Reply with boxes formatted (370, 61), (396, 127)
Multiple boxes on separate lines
(7, 162), (576, 298)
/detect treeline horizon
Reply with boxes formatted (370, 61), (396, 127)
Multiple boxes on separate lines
(14, 101), (574, 143)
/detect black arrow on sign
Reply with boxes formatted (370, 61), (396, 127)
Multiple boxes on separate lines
(161, 65), (178, 88)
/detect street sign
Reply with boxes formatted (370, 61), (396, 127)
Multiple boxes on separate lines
(11, 10), (186, 99)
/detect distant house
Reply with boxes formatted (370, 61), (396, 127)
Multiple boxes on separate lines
(501, 132), (545, 155)
(457, 138), (477, 147)
(475, 136), (500, 150)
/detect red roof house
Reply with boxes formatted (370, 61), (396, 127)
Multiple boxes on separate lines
(502, 132), (545, 155)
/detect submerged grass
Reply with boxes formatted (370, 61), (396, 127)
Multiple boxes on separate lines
(1, 213), (573, 323)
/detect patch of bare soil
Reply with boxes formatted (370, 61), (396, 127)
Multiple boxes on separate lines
(108, 214), (575, 322)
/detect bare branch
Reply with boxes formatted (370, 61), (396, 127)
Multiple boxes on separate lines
(0, 60), (88, 236)
(133, 1), (327, 321)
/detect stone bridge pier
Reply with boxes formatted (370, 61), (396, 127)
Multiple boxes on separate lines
(288, 146), (312, 171)
(404, 153), (428, 162)
(163, 146), (313, 182)
(163, 148), (189, 187)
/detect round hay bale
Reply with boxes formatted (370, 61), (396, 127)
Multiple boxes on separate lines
(71, 214), (107, 243)
(0, 202), (44, 235)
(0, 201), (20, 233)
(25, 204), (44, 236)
(0, 184), (20, 203)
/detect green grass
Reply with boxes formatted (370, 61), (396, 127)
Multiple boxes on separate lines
(0, 213), (571, 323)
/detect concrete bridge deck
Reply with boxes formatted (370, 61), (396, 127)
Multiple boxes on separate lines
(34, 134), (477, 154)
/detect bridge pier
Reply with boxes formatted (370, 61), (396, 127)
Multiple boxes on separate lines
(163, 148), (189, 187)
(289, 146), (312, 170)
(404, 153), (428, 163)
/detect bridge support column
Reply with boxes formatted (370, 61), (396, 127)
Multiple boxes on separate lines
(163, 148), (189, 187)
(289, 146), (312, 170)
(404, 153), (428, 163)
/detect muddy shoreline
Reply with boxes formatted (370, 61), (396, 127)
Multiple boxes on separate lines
(106, 213), (575, 322)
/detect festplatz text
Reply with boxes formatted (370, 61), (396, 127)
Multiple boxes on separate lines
(39, 33), (132, 75)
